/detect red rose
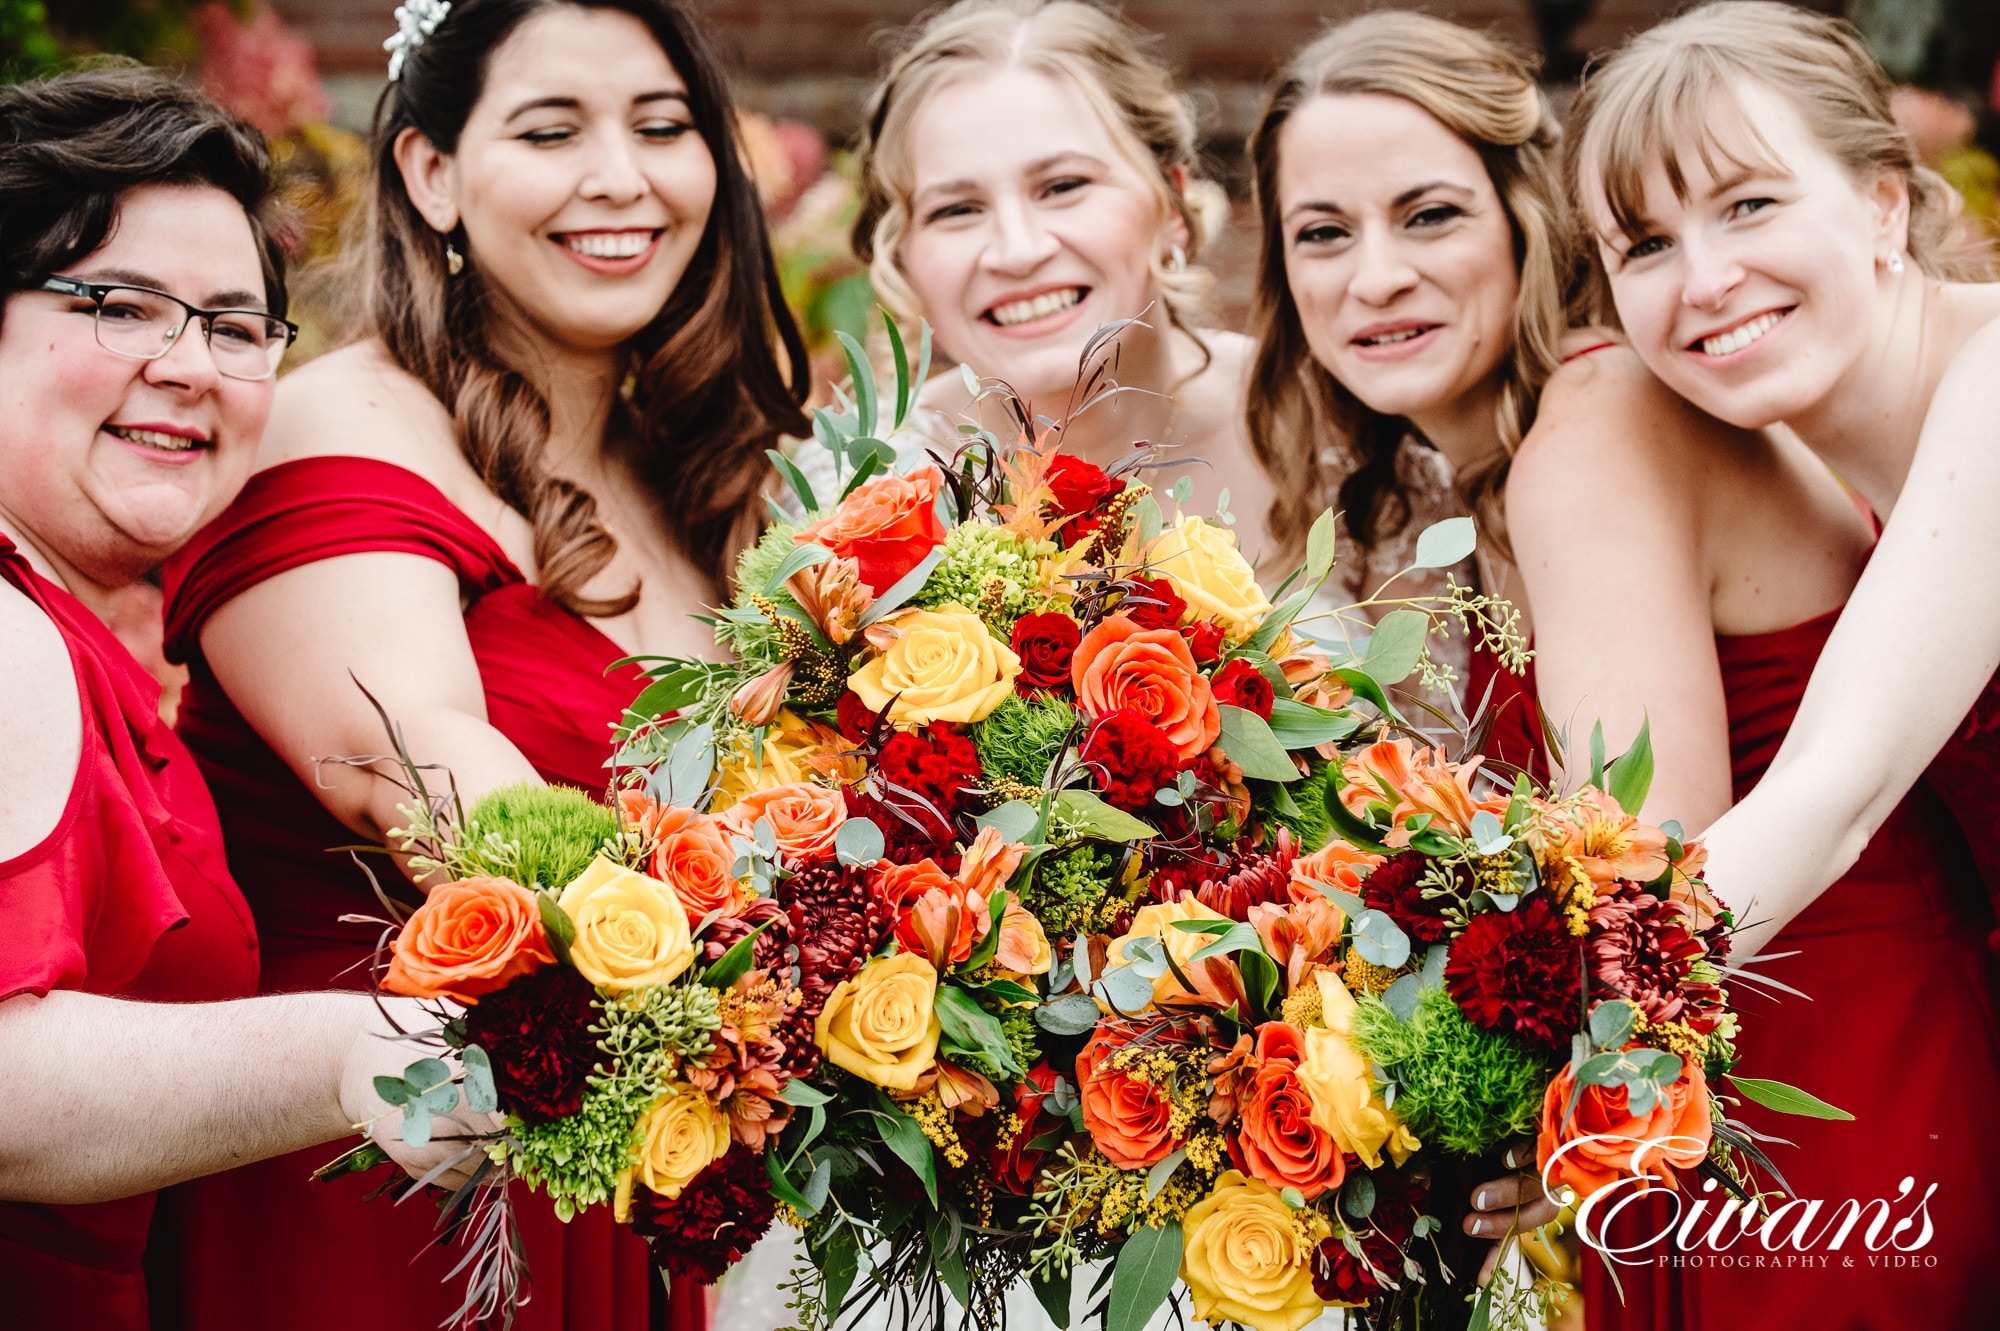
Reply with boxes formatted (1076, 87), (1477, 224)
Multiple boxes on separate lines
(836, 690), (883, 743)
(1080, 708), (1181, 813)
(1210, 658), (1275, 721)
(1044, 454), (1122, 538)
(1122, 576), (1187, 630)
(1182, 620), (1225, 664)
(1012, 612), (1083, 693)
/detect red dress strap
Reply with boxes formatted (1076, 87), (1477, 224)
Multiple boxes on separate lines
(1561, 340), (1619, 364)
(161, 455), (521, 664)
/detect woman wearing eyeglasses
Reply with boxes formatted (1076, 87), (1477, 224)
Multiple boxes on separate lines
(0, 68), (482, 1330)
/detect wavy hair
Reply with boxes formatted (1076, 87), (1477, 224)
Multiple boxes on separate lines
(1245, 11), (1576, 565)
(355, 0), (808, 612)
(1567, 1), (1989, 291)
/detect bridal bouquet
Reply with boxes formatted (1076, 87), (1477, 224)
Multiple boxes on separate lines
(345, 318), (1842, 1331)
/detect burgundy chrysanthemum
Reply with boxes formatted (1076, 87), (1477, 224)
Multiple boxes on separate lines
(1588, 882), (1704, 1025)
(629, 1146), (780, 1283)
(1193, 834), (1297, 918)
(1210, 658), (1275, 720)
(1360, 852), (1452, 946)
(460, 963), (601, 1124)
(1444, 895), (1582, 1053)
(1080, 708), (1181, 812)
(1121, 576), (1188, 630)
(701, 896), (793, 974)
(776, 861), (894, 1024)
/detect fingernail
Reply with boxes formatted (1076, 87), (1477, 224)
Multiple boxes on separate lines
(1474, 1189), (1490, 1210)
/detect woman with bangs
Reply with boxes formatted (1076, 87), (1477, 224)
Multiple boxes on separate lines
(1460, 4), (2000, 1325)
(847, 0), (1282, 567)
(150, 0), (807, 1326)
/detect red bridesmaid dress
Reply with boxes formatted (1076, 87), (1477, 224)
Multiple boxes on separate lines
(149, 457), (704, 1331)
(1584, 609), (2000, 1330)
(0, 535), (259, 1329)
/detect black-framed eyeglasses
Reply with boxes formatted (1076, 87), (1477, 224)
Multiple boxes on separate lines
(34, 276), (300, 381)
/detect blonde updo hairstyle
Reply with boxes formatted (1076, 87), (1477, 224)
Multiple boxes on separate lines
(853, 0), (1225, 344)
(1245, 11), (1575, 565)
(1568, 1), (1989, 295)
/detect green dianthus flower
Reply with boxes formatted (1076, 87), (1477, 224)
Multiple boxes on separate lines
(976, 693), (1078, 791)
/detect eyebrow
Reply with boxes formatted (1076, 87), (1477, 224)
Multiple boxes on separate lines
(1283, 179), (1473, 224)
(502, 89), (689, 124)
(912, 151), (1108, 206)
(77, 266), (265, 311)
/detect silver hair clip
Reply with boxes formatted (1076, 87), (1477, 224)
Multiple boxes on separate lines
(385, 0), (451, 81)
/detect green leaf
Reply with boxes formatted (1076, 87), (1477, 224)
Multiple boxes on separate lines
(976, 799), (1042, 845)
(1331, 666), (1405, 725)
(1467, 1280), (1495, 1331)
(460, 1045), (498, 1114)
(838, 444), (886, 501)
(1031, 1267), (1073, 1330)
(1321, 784), (1394, 855)
(1350, 909), (1411, 969)
(1606, 715), (1656, 816)
(980, 978), (1042, 1006)
(884, 308), (913, 431)
(835, 330), (877, 436)
(1144, 1146), (1188, 1202)
(1189, 920), (1270, 964)
(914, 322), (934, 419)
(821, 1221), (861, 1310)
(778, 1079), (834, 1107)
(1589, 720), (1608, 789)
(1413, 516), (1476, 569)
(1050, 789), (1159, 841)
(765, 1149), (815, 1214)
(765, 448), (821, 516)
(701, 918), (774, 989)
(624, 668), (707, 724)
(1305, 508), (1339, 585)
(1725, 1075), (1856, 1121)
(1589, 999), (1638, 1051)
(1106, 1220), (1183, 1331)
(1134, 493), (1164, 549)
(1265, 697), (1362, 748)
(957, 888), (1011, 976)
(1362, 609), (1429, 687)
(765, 540), (833, 594)
(1216, 705), (1302, 782)
(1167, 918), (1238, 935)
(1239, 946), (1281, 1019)
(875, 1096), (939, 1206)
(835, 817), (885, 868)
(858, 546), (949, 627)
(1247, 586), (1314, 654)
(1036, 992), (1104, 1036)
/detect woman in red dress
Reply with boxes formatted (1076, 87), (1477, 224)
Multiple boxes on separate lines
(150, 2), (808, 1328)
(0, 68), (481, 1330)
(1462, 5), (2000, 1325)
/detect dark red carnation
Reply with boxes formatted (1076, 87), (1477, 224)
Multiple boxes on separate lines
(777, 861), (895, 1026)
(1210, 658), (1275, 720)
(836, 691), (882, 744)
(1312, 1170), (1426, 1303)
(1181, 620), (1225, 665)
(1012, 612), (1082, 693)
(1360, 852), (1451, 946)
(629, 1145), (779, 1283)
(461, 964), (601, 1124)
(845, 787), (956, 869)
(1444, 895), (1582, 1053)
(1121, 576), (1187, 630)
(1588, 882), (1704, 1026)
(1081, 709), (1181, 813)
(1043, 454), (1122, 538)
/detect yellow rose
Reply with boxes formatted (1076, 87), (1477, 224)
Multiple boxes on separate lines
(556, 855), (696, 993)
(815, 953), (942, 1091)
(1145, 515), (1274, 639)
(847, 605), (1021, 726)
(623, 1084), (729, 1206)
(1180, 1171), (1327, 1331)
(1297, 971), (1420, 1168)
(1106, 896), (1232, 1008)
(711, 710), (859, 812)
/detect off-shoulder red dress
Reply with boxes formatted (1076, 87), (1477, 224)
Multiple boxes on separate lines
(149, 457), (700, 1331)
(1584, 610), (2000, 1329)
(0, 534), (259, 1329)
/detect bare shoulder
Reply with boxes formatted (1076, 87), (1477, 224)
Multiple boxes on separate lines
(260, 341), (465, 483)
(1518, 340), (1743, 487)
(0, 579), (83, 860)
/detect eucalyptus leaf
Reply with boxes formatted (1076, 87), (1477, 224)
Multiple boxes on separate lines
(460, 1045), (498, 1115)
(1144, 1146), (1188, 1202)
(1106, 1220), (1183, 1331)
(1361, 609), (1429, 687)
(1134, 494), (1164, 550)
(835, 816), (886, 868)
(1351, 909), (1412, 970)
(1412, 516), (1477, 569)
(1305, 508), (1340, 584)
(1382, 973), (1422, 1023)
(976, 799), (1043, 845)
(1726, 1075), (1856, 1121)
(1051, 789), (1159, 841)
(1589, 999), (1638, 1051)
(1092, 964), (1154, 1014)
(1216, 705), (1302, 782)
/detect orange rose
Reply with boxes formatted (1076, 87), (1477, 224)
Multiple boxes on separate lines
(1071, 613), (1221, 762)
(1537, 1057), (1712, 1203)
(1289, 840), (1382, 906)
(1231, 1021), (1345, 1200)
(384, 876), (555, 1004)
(648, 807), (742, 926)
(720, 781), (847, 862)
(1077, 1026), (1178, 1169)
(797, 466), (947, 595)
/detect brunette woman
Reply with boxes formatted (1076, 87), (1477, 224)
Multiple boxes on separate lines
(849, 0), (1281, 566)
(1468, 5), (2000, 1325)
(151, 2), (807, 1327)
(0, 68), (478, 1329)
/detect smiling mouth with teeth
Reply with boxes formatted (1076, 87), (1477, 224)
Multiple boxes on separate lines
(1694, 308), (1790, 357)
(560, 230), (660, 260)
(106, 425), (205, 452)
(985, 286), (1086, 328)
(1355, 325), (1437, 347)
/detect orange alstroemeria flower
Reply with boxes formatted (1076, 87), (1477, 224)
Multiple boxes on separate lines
(1532, 788), (1670, 889)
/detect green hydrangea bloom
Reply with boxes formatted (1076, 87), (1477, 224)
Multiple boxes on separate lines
(975, 693), (1078, 791)
(457, 782), (618, 890)
(1350, 985), (1553, 1157)
(914, 524), (1048, 628)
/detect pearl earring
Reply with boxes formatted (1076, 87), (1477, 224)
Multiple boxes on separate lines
(1164, 243), (1187, 274)
(1886, 249), (1905, 275)
(446, 241), (465, 276)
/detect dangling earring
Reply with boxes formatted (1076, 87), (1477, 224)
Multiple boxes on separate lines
(445, 241), (465, 276)
(1885, 249), (1905, 275)
(1164, 243), (1187, 274)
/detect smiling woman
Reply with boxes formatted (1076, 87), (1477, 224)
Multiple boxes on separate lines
(147, 2), (807, 1328)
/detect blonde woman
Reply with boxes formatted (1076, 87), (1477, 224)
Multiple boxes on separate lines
(845, 0), (1279, 565)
